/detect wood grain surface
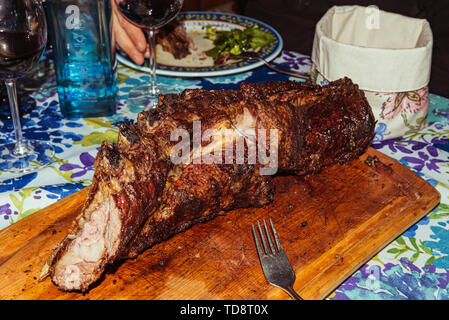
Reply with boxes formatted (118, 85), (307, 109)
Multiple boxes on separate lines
(0, 148), (440, 300)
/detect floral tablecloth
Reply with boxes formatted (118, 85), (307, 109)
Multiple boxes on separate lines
(1, 50), (449, 300)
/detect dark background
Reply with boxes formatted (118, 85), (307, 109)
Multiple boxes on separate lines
(182, 0), (449, 97)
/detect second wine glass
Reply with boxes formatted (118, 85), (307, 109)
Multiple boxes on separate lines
(115, 0), (184, 109)
(0, 0), (54, 174)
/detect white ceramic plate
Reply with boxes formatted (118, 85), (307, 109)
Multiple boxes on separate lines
(117, 11), (283, 77)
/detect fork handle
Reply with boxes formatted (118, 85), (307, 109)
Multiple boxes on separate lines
(262, 61), (310, 80)
(285, 286), (303, 300)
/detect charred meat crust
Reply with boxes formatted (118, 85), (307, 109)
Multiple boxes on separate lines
(46, 78), (375, 291)
(126, 163), (275, 258)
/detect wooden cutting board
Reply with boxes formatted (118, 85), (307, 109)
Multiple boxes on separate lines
(0, 148), (440, 300)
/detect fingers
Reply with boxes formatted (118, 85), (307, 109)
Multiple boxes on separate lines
(126, 25), (147, 54)
(115, 10), (147, 52)
(111, 0), (147, 65)
(113, 15), (145, 65)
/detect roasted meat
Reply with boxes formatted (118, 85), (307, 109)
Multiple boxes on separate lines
(156, 21), (192, 59)
(43, 78), (375, 291)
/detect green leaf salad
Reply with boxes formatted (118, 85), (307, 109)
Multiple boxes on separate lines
(204, 25), (275, 64)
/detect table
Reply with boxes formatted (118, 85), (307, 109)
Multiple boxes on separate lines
(1, 50), (449, 300)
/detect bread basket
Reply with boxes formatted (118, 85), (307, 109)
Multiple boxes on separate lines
(311, 5), (433, 140)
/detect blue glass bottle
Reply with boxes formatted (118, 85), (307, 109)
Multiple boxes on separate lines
(46, 0), (117, 118)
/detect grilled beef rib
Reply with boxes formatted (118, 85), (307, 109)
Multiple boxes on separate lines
(43, 78), (375, 291)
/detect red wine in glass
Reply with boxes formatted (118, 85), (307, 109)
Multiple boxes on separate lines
(115, 0), (184, 109)
(0, 0), (55, 174)
(19, 0), (56, 93)
(117, 0), (182, 28)
(0, 31), (46, 79)
(0, 31), (41, 120)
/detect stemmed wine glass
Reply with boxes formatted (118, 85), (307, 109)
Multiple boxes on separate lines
(115, 0), (184, 109)
(0, 83), (36, 120)
(0, 0), (54, 173)
(19, 0), (56, 93)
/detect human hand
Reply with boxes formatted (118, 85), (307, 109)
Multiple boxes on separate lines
(111, 0), (148, 65)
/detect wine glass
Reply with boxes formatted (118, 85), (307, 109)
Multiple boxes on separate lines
(0, 83), (36, 120)
(18, 0), (56, 93)
(0, 0), (55, 173)
(115, 0), (184, 109)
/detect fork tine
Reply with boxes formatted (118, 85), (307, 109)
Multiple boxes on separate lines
(251, 223), (264, 259)
(270, 218), (284, 252)
(257, 220), (270, 255)
(252, 219), (303, 300)
(263, 219), (276, 254)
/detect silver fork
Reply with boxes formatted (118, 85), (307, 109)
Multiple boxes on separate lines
(251, 219), (303, 300)
(231, 51), (310, 80)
